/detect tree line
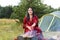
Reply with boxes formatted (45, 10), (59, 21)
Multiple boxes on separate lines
(0, 0), (60, 22)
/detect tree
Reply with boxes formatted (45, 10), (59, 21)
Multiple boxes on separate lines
(0, 6), (13, 18)
(11, 0), (55, 22)
(57, 7), (60, 11)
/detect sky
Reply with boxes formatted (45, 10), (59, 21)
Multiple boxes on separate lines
(0, 0), (60, 9)
(0, 0), (20, 6)
(43, 0), (60, 9)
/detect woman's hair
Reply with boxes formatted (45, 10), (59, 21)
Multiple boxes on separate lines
(26, 7), (35, 21)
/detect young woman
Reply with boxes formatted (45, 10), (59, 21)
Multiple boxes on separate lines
(22, 7), (44, 40)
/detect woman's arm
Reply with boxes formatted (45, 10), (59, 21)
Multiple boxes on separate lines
(31, 16), (38, 27)
(26, 16), (38, 30)
(31, 23), (36, 27)
(23, 17), (27, 29)
(23, 16), (38, 30)
(26, 25), (32, 30)
(23, 17), (32, 30)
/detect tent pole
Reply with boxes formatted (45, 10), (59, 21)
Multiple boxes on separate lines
(46, 15), (55, 32)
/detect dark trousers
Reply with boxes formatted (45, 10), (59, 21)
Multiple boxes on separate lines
(17, 36), (38, 40)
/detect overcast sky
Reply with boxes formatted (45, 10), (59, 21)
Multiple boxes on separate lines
(0, 0), (20, 6)
(43, 0), (60, 9)
(0, 0), (60, 9)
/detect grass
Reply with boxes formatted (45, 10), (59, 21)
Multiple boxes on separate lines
(0, 19), (23, 40)
(1, 19), (60, 40)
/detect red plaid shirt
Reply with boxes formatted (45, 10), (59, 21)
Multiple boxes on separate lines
(23, 15), (42, 33)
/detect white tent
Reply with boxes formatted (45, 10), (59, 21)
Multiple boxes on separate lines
(39, 11), (60, 32)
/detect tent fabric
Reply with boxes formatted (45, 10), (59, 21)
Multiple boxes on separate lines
(51, 11), (60, 18)
(39, 11), (60, 32)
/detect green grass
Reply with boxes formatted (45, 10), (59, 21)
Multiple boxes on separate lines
(0, 19), (23, 40)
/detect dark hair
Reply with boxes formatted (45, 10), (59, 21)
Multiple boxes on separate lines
(26, 7), (35, 21)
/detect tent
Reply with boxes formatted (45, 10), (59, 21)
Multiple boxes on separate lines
(39, 11), (60, 32)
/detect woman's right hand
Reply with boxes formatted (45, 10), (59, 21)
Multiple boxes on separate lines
(26, 26), (33, 31)
(27, 26), (32, 30)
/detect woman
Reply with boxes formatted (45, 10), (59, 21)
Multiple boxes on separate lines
(22, 7), (44, 40)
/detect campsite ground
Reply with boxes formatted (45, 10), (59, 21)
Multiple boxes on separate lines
(0, 19), (23, 40)
(0, 19), (60, 40)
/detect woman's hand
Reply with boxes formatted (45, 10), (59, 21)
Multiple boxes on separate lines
(27, 26), (32, 30)
(26, 26), (33, 31)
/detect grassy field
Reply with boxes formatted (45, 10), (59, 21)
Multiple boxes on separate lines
(0, 19), (23, 40)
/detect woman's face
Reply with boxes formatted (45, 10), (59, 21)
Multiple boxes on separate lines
(28, 8), (33, 15)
